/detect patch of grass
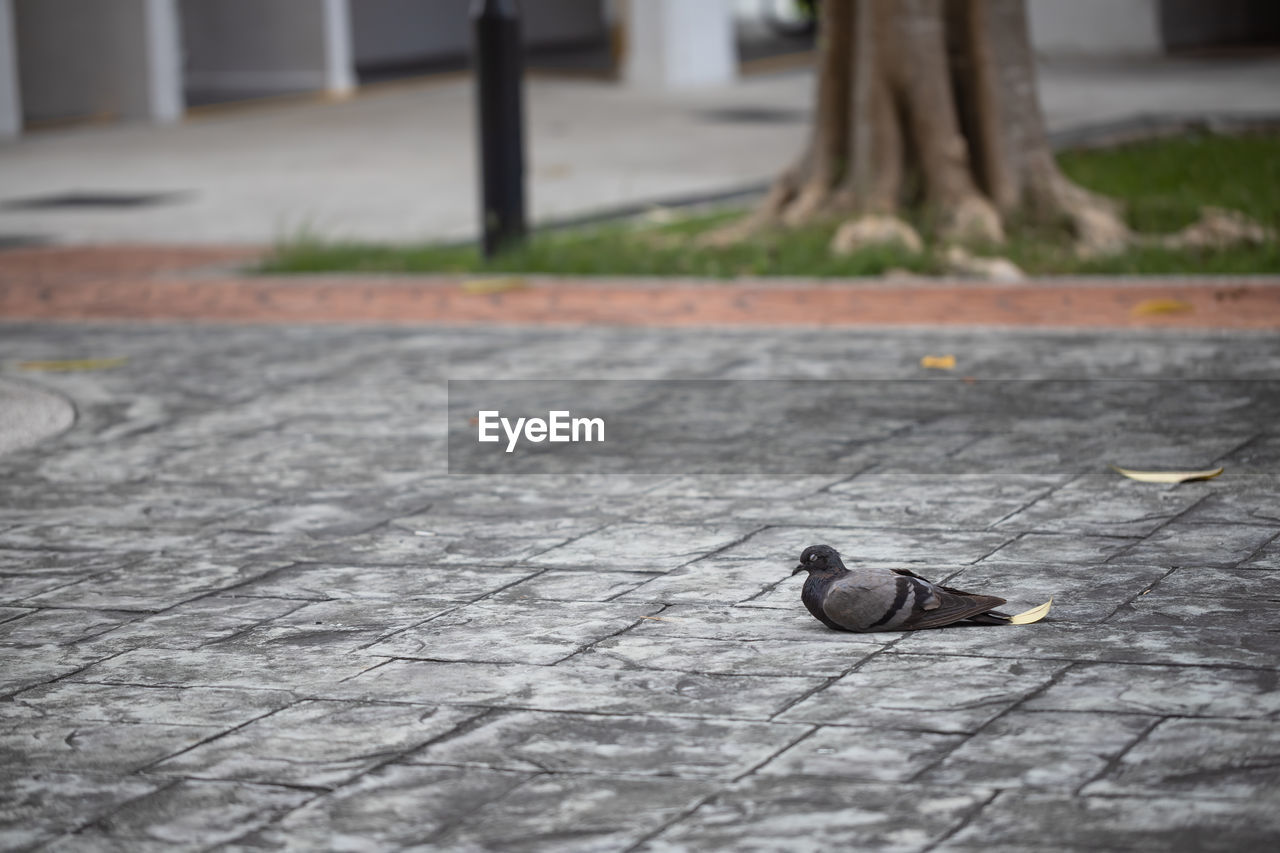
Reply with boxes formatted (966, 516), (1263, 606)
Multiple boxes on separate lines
(264, 133), (1280, 277)
(1058, 131), (1280, 234)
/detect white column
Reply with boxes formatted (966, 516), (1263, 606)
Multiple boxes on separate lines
(109, 0), (183, 122)
(321, 0), (355, 96)
(0, 0), (21, 137)
(624, 0), (736, 89)
(141, 0), (183, 122)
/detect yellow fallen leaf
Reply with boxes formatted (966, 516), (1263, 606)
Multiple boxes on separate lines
(920, 355), (956, 370)
(461, 277), (528, 295)
(19, 357), (128, 372)
(1132, 299), (1193, 317)
(1008, 598), (1052, 625)
(1111, 465), (1223, 484)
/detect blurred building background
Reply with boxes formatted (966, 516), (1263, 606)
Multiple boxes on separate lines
(2, 0), (1278, 139)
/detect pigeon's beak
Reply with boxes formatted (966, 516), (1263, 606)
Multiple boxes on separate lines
(792, 564), (806, 576)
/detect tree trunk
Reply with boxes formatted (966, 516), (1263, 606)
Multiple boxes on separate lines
(715, 0), (1128, 254)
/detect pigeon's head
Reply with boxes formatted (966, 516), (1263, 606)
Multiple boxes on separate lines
(793, 544), (845, 576)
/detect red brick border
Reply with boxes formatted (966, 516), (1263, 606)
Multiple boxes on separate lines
(2, 246), (1278, 328)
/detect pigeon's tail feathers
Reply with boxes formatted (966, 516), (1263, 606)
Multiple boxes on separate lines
(965, 609), (1014, 625)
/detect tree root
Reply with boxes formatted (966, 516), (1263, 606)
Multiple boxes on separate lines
(1155, 207), (1277, 251)
(830, 214), (923, 255)
(939, 196), (1006, 246)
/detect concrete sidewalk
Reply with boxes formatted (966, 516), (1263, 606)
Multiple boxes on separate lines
(2, 319), (1279, 850)
(0, 54), (1278, 247)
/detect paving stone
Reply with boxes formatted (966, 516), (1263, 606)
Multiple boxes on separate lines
(12, 682), (296, 727)
(438, 774), (714, 852)
(1105, 592), (1279, 635)
(777, 654), (1069, 733)
(1147, 565), (1280, 598)
(1242, 536), (1280, 568)
(152, 701), (480, 789)
(756, 726), (966, 783)
(70, 779), (314, 847)
(0, 606), (140, 645)
(0, 482), (271, 531)
(0, 771), (163, 852)
(994, 473), (1207, 536)
(937, 562), (1169, 623)
(234, 764), (532, 850)
(822, 473), (1060, 530)
(894, 623), (1280, 669)
(741, 578), (825, 610)
(629, 603), (886, 645)
(21, 555), (291, 611)
(939, 791), (1280, 852)
(253, 597), (459, 644)
(641, 777), (990, 852)
(1175, 482), (1280, 527)
(1024, 663), (1280, 718)
(492, 569), (663, 602)
(1119, 521), (1280, 568)
(948, 429), (1255, 476)
(644, 475), (849, 500)
(286, 529), (570, 568)
(334, 659), (825, 720)
(0, 605), (32, 624)
(0, 713), (222, 774)
(229, 562), (537, 601)
(390, 498), (624, 539)
(574, 631), (882, 677)
(149, 433), (438, 491)
(1083, 718), (1280, 800)
(0, 644), (121, 697)
(919, 710), (1155, 791)
(0, 524), (214, 556)
(213, 498), (414, 539)
(82, 595), (310, 652)
(614, 557), (797, 606)
(413, 709), (809, 779)
(724, 526), (1016, 567)
(72, 644), (384, 692)
(980, 532), (1140, 565)
(364, 599), (659, 665)
(0, 549), (143, 603)
(40, 832), (183, 852)
(525, 523), (759, 570)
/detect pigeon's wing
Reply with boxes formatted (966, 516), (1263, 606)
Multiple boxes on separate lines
(894, 567), (1002, 602)
(897, 583), (1008, 630)
(825, 572), (1006, 632)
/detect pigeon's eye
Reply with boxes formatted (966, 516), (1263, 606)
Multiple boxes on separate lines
(808, 553), (818, 562)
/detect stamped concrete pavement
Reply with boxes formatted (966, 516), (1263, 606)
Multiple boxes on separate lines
(1, 322), (1278, 851)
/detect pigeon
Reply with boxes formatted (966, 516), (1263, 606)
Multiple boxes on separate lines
(792, 544), (1044, 632)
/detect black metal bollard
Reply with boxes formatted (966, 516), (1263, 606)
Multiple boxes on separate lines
(472, 0), (527, 258)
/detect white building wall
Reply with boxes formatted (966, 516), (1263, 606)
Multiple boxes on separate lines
(1027, 0), (1163, 56)
(0, 0), (20, 137)
(350, 0), (605, 70)
(625, 0), (736, 88)
(180, 0), (352, 97)
(14, 0), (181, 125)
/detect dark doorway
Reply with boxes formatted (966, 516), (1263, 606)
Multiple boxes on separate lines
(1161, 0), (1280, 52)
